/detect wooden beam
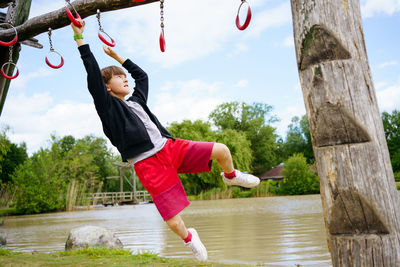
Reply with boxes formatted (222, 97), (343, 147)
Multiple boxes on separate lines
(0, 1), (11, 9)
(0, 0), (158, 43)
(21, 37), (43, 49)
(0, 0), (32, 116)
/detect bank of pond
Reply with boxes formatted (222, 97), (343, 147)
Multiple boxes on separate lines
(0, 247), (251, 267)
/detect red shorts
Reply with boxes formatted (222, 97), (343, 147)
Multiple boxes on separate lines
(133, 138), (214, 221)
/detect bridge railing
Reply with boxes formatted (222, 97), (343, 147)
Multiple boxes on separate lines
(86, 191), (152, 205)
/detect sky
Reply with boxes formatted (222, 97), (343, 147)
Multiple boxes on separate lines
(1, 0), (400, 155)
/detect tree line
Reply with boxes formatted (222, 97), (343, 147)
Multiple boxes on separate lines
(1, 102), (399, 214)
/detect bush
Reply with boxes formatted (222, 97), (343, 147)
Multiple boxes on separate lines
(280, 153), (319, 195)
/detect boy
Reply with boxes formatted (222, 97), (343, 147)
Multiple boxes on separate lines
(71, 19), (260, 262)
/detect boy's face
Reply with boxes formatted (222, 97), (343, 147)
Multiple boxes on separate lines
(106, 74), (130, 99)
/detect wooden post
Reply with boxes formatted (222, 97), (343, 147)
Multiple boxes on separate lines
(291, 0), (400, 265)
(0, 0), (32, 116)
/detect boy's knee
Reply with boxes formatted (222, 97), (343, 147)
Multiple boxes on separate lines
(215, 143), (231, 158)
(166, 216), (184, 230)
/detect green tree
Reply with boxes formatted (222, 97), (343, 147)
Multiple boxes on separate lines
(167, 120), (252, 194)
(0, 127), (28, 184)
(12, 134), (116, 214)
(382, 110), (400, 177)
(209, 102), (280, 175)
(280, 153), (319, 195)
(283, 115), (314, 163)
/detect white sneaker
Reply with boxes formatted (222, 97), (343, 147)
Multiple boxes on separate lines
(184, 228), (207, 262)
(221, 170), (260, 188)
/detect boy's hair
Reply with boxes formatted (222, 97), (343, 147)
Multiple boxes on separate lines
(101, 65), (126, 84)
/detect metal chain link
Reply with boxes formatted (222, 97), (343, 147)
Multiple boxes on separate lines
(96, 9), (104, 32)
(160, 0), (164, 29)
(48, 28), (54, 51)
(8, 45), (14, 62)
(7, 1), (16, 25)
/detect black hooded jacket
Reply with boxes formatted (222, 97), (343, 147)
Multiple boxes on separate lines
(78, 44), (172, 162)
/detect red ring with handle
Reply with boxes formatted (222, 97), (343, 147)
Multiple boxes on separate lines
(236, 1), (252, 31)
(159, 30), (166, 52)
(98, 31), (116, 47)
(45, 50), (64, 69)
(1, 62), (19, 79)
(0, 23), (18, 46)
(66, 7), (82, 27)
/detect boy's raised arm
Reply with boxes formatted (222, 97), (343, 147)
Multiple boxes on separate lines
(103, 46), (149, 103)
(72, 19), (111, 114)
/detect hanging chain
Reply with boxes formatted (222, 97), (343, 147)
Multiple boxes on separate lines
(8, 46), (13, 62)
(7, 1), (16, 25)
(48, 28), (54, 51)
(6, 1), (17, 63)
(160, 0), (164, 31)
(96, 9), (104, 32)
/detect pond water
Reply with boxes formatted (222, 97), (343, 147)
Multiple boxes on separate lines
(2, 195), (332, 266)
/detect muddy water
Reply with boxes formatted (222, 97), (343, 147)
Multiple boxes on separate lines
(2, 195), (332, 266)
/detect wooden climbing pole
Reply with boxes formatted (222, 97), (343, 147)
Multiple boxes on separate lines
(291, 0), (400, 266)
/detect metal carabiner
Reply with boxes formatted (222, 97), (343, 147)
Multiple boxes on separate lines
(236, 0), (252, 31)
(65, 0), (82, 27)
(1, 61), (19, 79)
(0, 23), (18, 46)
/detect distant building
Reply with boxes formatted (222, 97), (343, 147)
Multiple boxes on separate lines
(260, 163), (284, 182)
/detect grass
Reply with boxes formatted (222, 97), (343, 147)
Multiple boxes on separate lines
(188, 181), (277, 201)
(0, 247), (255, 267)
(0, 207), (18, 216)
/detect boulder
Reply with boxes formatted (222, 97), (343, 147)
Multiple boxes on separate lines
(65, 225), (123, 250)
(0, 231), (6, 246)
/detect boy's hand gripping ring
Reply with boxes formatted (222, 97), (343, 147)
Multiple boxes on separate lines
(236, 0), (252, 31)
(66, 2), (82, 27)
(45, 50), (65, 69)
(1, 61), (19, 79)
(98, 31), (116, 47)
(0, 23), (18, 46)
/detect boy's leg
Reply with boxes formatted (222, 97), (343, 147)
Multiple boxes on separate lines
(209, 143), (234, 173)
(166, 214), (188, 239)
(166, 214), (207, 262)
(210, 142), (260, 188)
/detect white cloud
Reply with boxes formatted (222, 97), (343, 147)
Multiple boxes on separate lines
(105, 0), (240, 68)
(245, 2), (292, 38)
(282, 35), (294, 48)
(234, 80), (249, 88)
(273, 104), (306, 138)
(377, 84), (400, 112)
(378, 61), (398, 69)
(152, 79), (226, 125)
(11, 67), (56, 89)
(1, 93), (104, 155)
(361, 0), (400, 18)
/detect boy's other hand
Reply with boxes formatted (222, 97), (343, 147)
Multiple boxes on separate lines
(71, 18), (85, 35)
(103, 46), (126, 65)
(103, 46), (117, 58)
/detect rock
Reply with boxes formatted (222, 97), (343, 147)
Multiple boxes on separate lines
(65, 226), (123, 251)
(0, 231), (6, 246)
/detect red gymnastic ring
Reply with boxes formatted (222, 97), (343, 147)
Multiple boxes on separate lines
(0, 23), (18, 46)
(236, 1), (252, 31)
(98, 31), (116, 47)
(45, 50), (64, 69)
(133, 0), (147, 2)
(1, 61), (19, 79)
(66, 7), (82, 27)
(159, 30), (166, 52)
